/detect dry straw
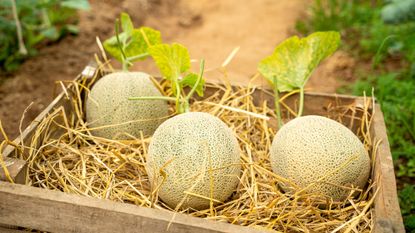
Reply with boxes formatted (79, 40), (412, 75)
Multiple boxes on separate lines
(5, 61), (377, 232)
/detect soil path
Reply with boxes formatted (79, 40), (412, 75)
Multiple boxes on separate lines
(137, 0), (308, 85)
(0, 0), (352, 140)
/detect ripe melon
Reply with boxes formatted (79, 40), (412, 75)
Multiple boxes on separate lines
(146, 112), (241, 210)
(270, 115), (370, 201)
(86, 72), (169, 139)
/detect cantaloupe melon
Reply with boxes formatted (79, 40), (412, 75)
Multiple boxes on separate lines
(270, 115), (370, 201)
(86, 72), (169, 139)
(146, 112), (241, 210)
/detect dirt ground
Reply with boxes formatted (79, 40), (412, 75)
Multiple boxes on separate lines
(0, 0), (355, 141)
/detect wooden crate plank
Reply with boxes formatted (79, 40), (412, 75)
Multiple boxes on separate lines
(0, 73), (85, 184)
(371, 104), (405, 233)
(0, 227), (28, 233)
(1, 88), (68, 157)
(0, 181), (262, 233)
(0, 90), (69, 184)
(0, 157), (26, 184)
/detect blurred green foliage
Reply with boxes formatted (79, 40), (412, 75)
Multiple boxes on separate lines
(353, 73), (415, 167)
(0, 0), (90, 72)
(295, 0), (373, 35)
(399, 184), (415, 230)
(296, 0), (415, 231)
(382, 0), (415, 24)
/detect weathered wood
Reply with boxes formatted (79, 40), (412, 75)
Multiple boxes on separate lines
(0, 88), (69, 184)
(0, 65), (98, 184)
(0, 226), (27, 233)
(0, 181), (261, 233)
(0, 73), (86, 184)
(0, 157), (26, 184)
(1, 86), (69, 155)
(371, 104), (405, 233)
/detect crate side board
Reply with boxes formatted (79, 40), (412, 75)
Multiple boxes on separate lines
(0, 82), (73, 184)
(0, 226), (27, 233)
(371, 104), (405, 233)
(0, 181), (263, 233)
(248, 88), (366, 133)
(0, 157), (26, 184)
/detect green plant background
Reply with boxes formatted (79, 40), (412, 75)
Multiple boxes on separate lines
(0, 0), (90, 72)
(296, 0), (415, 231)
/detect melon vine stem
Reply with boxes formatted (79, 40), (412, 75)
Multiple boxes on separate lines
(183, 59), (205, 112)
(298, 87), (305, 117)
(115, 19), (129, 71)
(126, 53), (149, 61)
(129, 59), (205, 114)
(273, 76), (282, 129)
(129, 96), (176, 101)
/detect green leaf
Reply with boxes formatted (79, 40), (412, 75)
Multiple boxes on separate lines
(63, 24), (79, 34)
(120, 12), (133, 36)
(103, 27), (162, 63)
(103, 32), (128, 61)
(258, 31), (340, 92)
(381, 0), (415, 24)
(41, 27), (59, 40)
(180, 73), (205, 97)
(126, 27), (162, 61)
(148, 43), (190, 80)
(61, 0), (90, 10)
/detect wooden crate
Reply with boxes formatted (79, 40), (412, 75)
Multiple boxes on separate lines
(0, 65), (405, 233)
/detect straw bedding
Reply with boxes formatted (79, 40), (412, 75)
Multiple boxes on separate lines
(2, 64), (377, 232)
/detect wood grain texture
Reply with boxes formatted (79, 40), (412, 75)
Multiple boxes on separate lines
(0, 82), (72, 184)
(0, 157), (26, 184)
(371, 104), (405, 233)
(0, 226), (27, 233)
(0, 181), (262, 233)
